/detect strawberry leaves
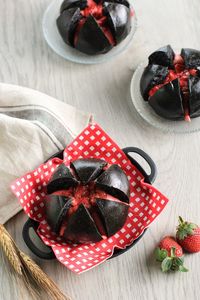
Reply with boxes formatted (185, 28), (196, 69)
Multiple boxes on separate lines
(155, 248), (168, 262)
(177, 216), (198, 240)
(161, 256), (188, 272)
(155, 246), (188, 273)
(161, 257), (173, 272)
(178, 265), (189, 272)
(170, 252), (188, 272)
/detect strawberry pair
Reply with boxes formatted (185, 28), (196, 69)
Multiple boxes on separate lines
(155, 216), (200, 272)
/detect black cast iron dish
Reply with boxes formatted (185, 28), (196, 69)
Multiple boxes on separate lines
(140, 45), (200, 121)
(23, 147), (157, 259)
(56, 0), (132, 55)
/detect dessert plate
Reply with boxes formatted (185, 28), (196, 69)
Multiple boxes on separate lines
(130, 61), (200, 134)
(42, 0), (137, 64)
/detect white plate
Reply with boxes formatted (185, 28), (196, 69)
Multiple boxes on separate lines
(42, 0), (137, 64)
(130, 61), (200, 134)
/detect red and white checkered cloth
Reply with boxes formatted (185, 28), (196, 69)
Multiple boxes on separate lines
(11, 123), (169, 274)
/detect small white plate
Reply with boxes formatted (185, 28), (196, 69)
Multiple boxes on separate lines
(42, 0), (137, 64)
(130, 61), (200, 134)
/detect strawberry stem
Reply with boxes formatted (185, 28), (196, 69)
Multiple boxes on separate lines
(179, 216), (184, 225)
(170, 247), (176, 258)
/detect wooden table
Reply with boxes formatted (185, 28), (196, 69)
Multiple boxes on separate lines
(1, 0), (200, 299)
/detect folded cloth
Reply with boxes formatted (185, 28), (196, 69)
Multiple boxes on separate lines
(12, 123), (169, 274)
(0, 83), (91, 224)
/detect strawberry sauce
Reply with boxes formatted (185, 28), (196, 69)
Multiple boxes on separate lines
(149, 54), (197, 122)
(74, 0), (115, 46)
(56, 181), (128, 237)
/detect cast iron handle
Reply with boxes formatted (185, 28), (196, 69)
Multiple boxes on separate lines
(23, 149), (64, 259)
(23, 147), (157, 259)
(122, 147), (157, 184)
(22, 218), (55, 259)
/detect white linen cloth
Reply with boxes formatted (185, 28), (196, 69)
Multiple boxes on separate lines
(0, 83), (91, 224)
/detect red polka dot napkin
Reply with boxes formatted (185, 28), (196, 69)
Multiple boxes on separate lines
(11, 123), (169, 274)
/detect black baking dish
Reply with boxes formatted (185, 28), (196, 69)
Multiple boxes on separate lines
(23, 147), (157, 260)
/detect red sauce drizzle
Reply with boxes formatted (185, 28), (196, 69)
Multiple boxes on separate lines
(149, 54), (197, 122)
(74, 0), (115, 46)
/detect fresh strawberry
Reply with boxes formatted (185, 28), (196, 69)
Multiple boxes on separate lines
(159, 236), (183, 257)
(176, 216), (200, 253)
(155, 236), (188, 272)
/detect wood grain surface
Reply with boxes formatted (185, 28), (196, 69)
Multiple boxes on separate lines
(0, 0), (200, 299)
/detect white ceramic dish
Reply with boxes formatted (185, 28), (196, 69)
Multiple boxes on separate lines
(42, 0), (137, 64)
(130, 60), (200, 134)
